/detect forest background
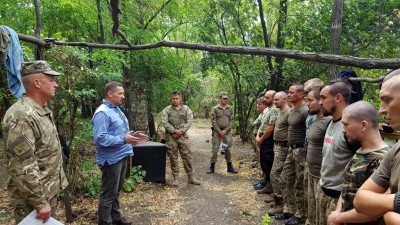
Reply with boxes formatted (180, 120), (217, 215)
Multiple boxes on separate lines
(0, 0), (399, 219)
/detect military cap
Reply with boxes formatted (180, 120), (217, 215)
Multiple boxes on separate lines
(21, 60), (61, 77)
(220, 92), (229, 99)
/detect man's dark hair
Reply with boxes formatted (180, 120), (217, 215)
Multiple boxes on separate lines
(105, 81), (123, 93)
(321, 80), (352, 104)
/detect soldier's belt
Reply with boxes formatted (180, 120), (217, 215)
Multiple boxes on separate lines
(274, 141), (288, 147)
(289, 143), (304, 149)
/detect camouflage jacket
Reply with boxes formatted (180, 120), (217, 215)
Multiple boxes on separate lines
(162, 104), (193, 136)
(211, 104), (234, 133)
(2, 96), (68, 211)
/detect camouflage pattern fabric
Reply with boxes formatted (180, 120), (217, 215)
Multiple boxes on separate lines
(162, 104), (194, 175)
(2, 96), (68, 222)
(341, 148), (388, 212)
(282, 146), (306, 217)
(211, 104), (234, 132)
(318, 191), (337, 225)
(306, 167), (320, 225)
(270, 143), (289, 198)
(210, 104), (234, 163)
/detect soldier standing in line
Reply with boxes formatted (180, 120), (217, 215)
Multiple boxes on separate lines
(207, 92), (238, 174)
(304, 86), (332, 225)
(162, 91), (201, 186)
(327, 101), (388, 225)
(275, 84), (308, 225)
(318, 81), (356, 225)
(255, 90), (278, 194)
(2, 61), (69, 224)
(267, 91), (291, 215)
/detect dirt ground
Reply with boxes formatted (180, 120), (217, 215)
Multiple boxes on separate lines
(0, 120), (287, 225)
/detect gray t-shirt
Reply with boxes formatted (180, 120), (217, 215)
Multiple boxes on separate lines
(371, 141), (400, 193)
(287, 104), (308, 145)
(319, 119), (354, 192)
(306, 116), (332, 178)
(274, 108), (291, 141)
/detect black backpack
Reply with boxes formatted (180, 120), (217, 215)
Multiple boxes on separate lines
(338, 69), (363, 104)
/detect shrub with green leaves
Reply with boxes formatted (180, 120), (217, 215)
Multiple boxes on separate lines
(123, 165), (146, 193)
(262, 213), (270, 225)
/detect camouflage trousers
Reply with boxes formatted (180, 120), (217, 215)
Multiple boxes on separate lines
(211, 132), (232, 163)
(270, 143), (289, 198)
(281, 146), (306, 218)
(12, 195), (58, 224)
(305, 167), (321, 225)
(318, 188), (337, 225)
(166, 135), (194, 175)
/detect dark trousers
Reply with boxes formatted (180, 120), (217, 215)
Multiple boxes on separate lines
(98, 157), (128, 225)
(260, 139), (274, 181)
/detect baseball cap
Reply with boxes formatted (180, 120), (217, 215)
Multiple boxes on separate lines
(21, 60), (61, 77)
(220, 92), (229, 99)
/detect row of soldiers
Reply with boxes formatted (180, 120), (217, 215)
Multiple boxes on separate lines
(251, 74), (394, 225)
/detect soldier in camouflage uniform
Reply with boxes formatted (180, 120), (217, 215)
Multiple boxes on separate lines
(2, 61), (68, 224)
(162, 91), (200, 186)
(206, 92), (238, 174)
(327, 101), (388, 225)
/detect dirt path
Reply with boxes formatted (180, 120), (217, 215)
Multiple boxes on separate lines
(0, 121), (286, 225)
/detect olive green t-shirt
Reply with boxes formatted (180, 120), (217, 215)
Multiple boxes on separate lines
(287, 104), (308, 145)
(274, 108), (291, 141)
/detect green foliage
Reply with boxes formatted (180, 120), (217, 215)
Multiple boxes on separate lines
(80, 162), (101, 197)
(123, 165), (147, 193)
(262, 213), (271, 225)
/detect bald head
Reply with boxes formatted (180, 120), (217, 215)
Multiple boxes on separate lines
(343, 100), (379, 129)
(264, 90), (276, 107)
(383, 69), (400, 89)
(275, 91), (287, 99)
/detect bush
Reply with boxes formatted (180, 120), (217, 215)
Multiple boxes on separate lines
(123, 165), (146, 193)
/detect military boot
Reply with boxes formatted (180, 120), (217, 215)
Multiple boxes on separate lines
(264, 194), (275, 203)
(227, 162), (238, 174)
(206, 163), (215, 174)
(171, 173), (179, 187)
(187, 173), (201, 185)
(257, 181), (273, 194)
(267, 196), (283, 216)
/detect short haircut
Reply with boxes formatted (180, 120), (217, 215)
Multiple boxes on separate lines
(291, 83), (305, 93)
(343, 100), (379, 128)
(105, 81), (123, 93)
(382, 69), (400, 91)
(256, 97), (267, 106)
(265, 90), (277, 97)
(320, 80), (352, 104)
(275, 91), (288, 99)
(308, 86), (322, 100)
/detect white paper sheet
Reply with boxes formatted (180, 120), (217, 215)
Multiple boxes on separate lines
(18, 210), (64, 225)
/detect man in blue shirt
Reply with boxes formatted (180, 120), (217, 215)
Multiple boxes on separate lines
(92, 81), (147, 225)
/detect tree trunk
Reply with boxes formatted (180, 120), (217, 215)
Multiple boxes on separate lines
(328, 0), (344, 80)
(272, 0), (288, 91)
(257, 0), (275, 89)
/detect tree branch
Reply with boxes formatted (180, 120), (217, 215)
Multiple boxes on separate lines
(110, 0), (132, 47)
(143, 0), (172, 30)
(17, 34), (400, 70)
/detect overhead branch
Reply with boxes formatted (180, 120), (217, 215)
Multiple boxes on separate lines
(17, 34), (400, 70)
(348, 76), (384, 83)
(110, 0), (133, 47)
